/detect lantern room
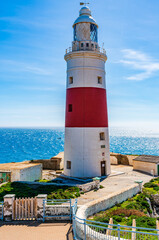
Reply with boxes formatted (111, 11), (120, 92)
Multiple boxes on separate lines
(72, 6), (99, 52)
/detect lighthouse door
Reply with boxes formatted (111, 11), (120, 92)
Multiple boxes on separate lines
(101, 161), (106, 176)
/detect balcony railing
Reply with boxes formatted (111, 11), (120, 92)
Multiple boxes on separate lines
(65, 46), (106, 55)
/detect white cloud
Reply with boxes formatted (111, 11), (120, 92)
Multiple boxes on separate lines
(120, 49), (159, 81)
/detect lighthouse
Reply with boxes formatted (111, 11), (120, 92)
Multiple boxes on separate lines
(64, 4), (111, 178)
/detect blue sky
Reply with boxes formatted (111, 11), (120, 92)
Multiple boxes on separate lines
(0, 0), (159, 129)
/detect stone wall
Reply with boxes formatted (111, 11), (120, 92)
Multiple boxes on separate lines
(110, 152), (137, 166)
(45, 205), (70, 220)
(29, 158), (62, 170)
(78, 180), (100, 193)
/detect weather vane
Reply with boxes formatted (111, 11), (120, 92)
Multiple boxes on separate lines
(80, 1), (90, 6)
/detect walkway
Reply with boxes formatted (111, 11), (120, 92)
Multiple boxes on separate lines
(77, 165), (153, 205)
(0, 221), (73, 240)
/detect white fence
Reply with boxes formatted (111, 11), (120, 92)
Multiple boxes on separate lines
(72, 201), (159, 240)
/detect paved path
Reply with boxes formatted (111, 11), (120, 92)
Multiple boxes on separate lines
(77, 165), (153, 205)
(0, 221), (73, 240)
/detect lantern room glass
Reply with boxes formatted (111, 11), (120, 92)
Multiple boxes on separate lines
(74, 25), (77, 41)
(90, 24), (98, 42)
(73, 23), (98, 42)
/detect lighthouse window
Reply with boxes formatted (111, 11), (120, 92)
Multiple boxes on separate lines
(90, 24), (98, 42)
(98, 76), (102, 84)
(68, 104), (72, 112)
(101, 145), (105, 149)
(69, 77), (73, 84)
(86, 43), (89, 48)
(81, 43), (84, 48)
(100, 132), (105, 140)
(67, 161), (71, 169)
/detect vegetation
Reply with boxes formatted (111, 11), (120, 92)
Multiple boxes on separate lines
(0, 182), (80, 201)
(88, 177), (159, 229)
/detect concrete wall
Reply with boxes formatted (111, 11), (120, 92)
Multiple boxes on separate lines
(11, 169), (20, 182)
(19, 165), (42, 182)
(76, 184), (140, 240)
(133, 160), (157, 175)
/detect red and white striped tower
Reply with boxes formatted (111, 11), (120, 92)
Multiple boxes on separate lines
(64, 5), (111, 178)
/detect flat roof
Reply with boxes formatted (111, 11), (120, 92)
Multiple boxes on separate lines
(133, 155), (159, 164)
(0, 162), (41, 171)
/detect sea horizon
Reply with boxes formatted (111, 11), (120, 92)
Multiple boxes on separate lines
(0, 127), (159, 164)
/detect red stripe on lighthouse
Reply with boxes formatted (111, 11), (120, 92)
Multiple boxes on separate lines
(65, 87), (108, 127)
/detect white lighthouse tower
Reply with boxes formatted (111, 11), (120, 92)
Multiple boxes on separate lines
(64, 4), (111, 178)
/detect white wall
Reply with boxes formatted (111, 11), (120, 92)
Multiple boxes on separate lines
(66, 55), (106, 89)
(64, 127), (110, 177)
(19, 165), (42, 182)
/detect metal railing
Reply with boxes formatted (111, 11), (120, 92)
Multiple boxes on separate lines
(72, 201), (159, 240)
(43, 199), (72, 222)
(0, 201), (3, 221)
(65, 46), (106, 55)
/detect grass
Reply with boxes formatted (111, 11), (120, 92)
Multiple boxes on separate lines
(88, 177), (159, 231)
(0, 182), (80, 201)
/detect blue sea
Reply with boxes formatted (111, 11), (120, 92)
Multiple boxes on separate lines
(0, 127), (159, 163)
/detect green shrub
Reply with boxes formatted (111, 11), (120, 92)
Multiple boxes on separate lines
(0, 182), (80, 200)
(125, 202), (140, 210)
(113, 215), (123, 222)
(144, 182), (159, 189)
(136, 216), (156, 228)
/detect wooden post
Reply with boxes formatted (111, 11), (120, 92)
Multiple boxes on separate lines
(25, 198), (27, 219)
(18, 198), (21, 219)
(106, 218), (113, 235)
(132, 219), (136, 240)
(15, 199), (18, 220)
(28, 198), (30, 219)
(31, 198), (33, 219)
(22, 198), (24, 219)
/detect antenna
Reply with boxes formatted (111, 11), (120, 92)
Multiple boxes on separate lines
(80, 1), (90, 6)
